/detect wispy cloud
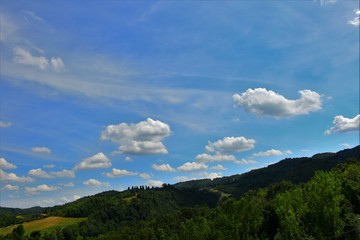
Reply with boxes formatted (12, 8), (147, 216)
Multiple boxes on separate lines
(348, 9), (360, 27)
(25, 184), (58, 195)
(0, 121), (12, 128)
(152, 163), (176, 172)
(32, 147), (51, 154)
(253, 149), (292, 157)
(104, 168), (138, 178)
(83, 179), (109, 188)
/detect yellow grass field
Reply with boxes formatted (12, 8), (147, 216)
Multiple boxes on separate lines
(0, 216), (86, 236)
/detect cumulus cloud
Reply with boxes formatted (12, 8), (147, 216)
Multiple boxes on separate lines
(0, 121), (12, 128)
(13, 47), (64, 71)
(0, 169), (33, 182)
(51, 169), (75, 178)
(146, 179), (164, 187)
(28, 168), (75, 178)
(205, 137), (256, 153)
(173, 176), (191, 182)
(0, 158), (17, 169)
(152, 163), (177, 172)
(83, 179), (109, 188)
(31, 147), (51, 154)
(233, 88), (322, 118)
(74, 152), (112, 170)
(25, 184), (58, 195)
(2, 184), (19, 191)
(196, 171), (222, 180)
(325, 115), (360, 135)
(233, 159), (257, 164)
(100, 118), (171, 155)
(105, 168), (138, 178)
(177, 162), (208, 172)
(253, 149), (293, 157)
(348, 9), (360, 27)
(28, 168), (53, 178)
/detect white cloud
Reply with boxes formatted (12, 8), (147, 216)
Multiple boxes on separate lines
(60, 195), (81, 204)
(253, 149), (293, 157)
(196, 171), (222, 180)
(124, 156), (133, 162)
(74, 152), (112, 170)
(25, 184), (58, 195)
(177, 162), (208, 172)
(348, 9), (360, 27)
(13, 47), (49, 70)
(28, 168), (53, 178)
(105, 168), (138, 178)
(28, 168), (75, 178)
(173, 176), (191, 182)
(51, 169), (75, 178)
(83, 179), (109, 188)
(13, 47), (65, 71)
(0, 158), (17, 169)
(31, 147), (51, 154)
(100, 118), (171, 155)
(233, 88), (322, 118)
(0, 121), (12, 128)
(139, 173), (151, 179)
(0, 169), (33, 182)
(50, 57), (65, 71)
(324, 114), (360, 135)
(23, 10), (44, 22)
(205, 137), (256, 153)
(195, 152), (237, 163)
(146, 179), (164, 187)
(152, 163), (177, 172)
(340, 143), (351, 148)
(210, 164), (227, 170)
(2, 184), (19, 191)
(233, 159), (257, 164)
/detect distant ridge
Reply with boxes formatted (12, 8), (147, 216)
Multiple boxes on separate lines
(174, 145), (360, 198)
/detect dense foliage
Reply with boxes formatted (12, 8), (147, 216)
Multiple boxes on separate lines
(1, 146), (359, 240)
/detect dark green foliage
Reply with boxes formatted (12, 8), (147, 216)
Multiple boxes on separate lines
(0, 146), (358, 240)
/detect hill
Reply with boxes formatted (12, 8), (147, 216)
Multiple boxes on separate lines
(174, 145), (360, 198)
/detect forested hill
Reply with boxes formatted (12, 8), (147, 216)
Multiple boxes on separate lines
(174, 145), (360, 198)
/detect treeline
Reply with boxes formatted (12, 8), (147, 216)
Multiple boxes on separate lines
(83, 161), (360, 240)
(3, 160), (358, 240)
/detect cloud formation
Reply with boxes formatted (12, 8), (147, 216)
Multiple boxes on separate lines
(28, 168), (75, 178)
(348, 9), (360, 27)
(205, 137), (256, 153)
(25, 184), (58, 195)
(0, 158), (17, 169)
(101, 118), (171, 155)
(195, 152), (236, 163)
(324, 114), (360, 135)
(152, 163), (177, 172)
(2, 184), (19, 191)
(83, 179), (109, 188)
(253, 149), (293, 157)
(74, 152), (112, 170)
(0, 121), (12, 128)
(31, 147), (51, 154)
(13, 47), (65, 71)
(0, 169), (33, 182)
(146, 179), (164, 187)
(233, 88), (322, 118)
(105, 168), (138, 178)
(177, 162), (208, 172)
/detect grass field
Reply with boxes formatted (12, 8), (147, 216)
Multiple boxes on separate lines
(0, 216), (86, 236)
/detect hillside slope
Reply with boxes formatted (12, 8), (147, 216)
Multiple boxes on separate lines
(174, 145), (360, 198)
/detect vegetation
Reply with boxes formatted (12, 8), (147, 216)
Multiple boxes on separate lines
(0, 146), (358, 240)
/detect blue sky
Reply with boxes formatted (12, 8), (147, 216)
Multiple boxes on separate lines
(0, 0), (359, 208)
